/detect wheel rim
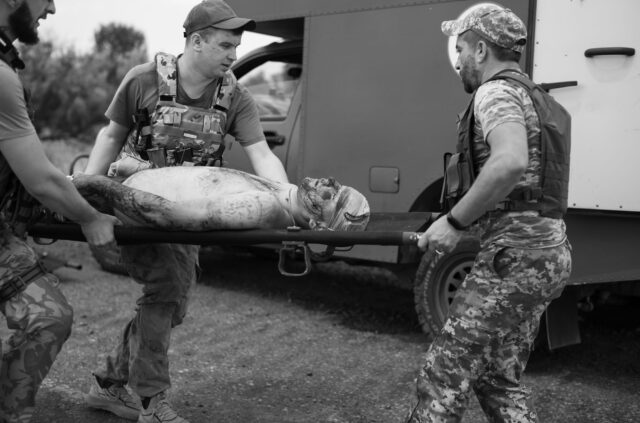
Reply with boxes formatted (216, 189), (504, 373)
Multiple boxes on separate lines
(434, 254), (474, 323)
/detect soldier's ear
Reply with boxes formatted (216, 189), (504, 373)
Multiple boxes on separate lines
(476, 39), (490, 62)
(188, 33), (204, 51)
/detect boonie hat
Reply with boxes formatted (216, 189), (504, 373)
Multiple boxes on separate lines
(441, 5), (527, 53)
(183, 0), (256, 37)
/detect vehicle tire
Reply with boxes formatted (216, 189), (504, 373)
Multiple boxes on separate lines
(413, 237), (480, 335)
(89, 243), (129, 276)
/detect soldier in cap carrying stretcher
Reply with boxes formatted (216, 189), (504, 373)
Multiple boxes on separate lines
(80, 1), (310, 421)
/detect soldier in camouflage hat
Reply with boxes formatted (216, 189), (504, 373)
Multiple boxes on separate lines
(0, 1), (118, 422)
(407, 5), (572, 423)
(441, 4), (527, 53)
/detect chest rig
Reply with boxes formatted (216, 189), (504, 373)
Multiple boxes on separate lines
(130, 53), (237, 167)
(442, 70), (571, 219)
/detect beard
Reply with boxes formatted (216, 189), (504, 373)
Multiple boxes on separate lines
(9, 2), (39, 45)
(459, 56), (481, 94)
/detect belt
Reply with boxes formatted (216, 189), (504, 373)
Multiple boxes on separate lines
(0, 261), (48, 303)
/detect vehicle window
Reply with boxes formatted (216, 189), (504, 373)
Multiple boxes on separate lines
(238, 60), (302, 120)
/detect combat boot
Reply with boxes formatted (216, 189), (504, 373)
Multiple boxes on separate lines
(138, 392), (189, 423)
(86, 376), (140, 420)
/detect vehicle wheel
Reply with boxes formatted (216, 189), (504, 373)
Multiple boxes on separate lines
(69, 153), (90, 175)
(413, 238), (480, 335)
(89, 243), (129, 276)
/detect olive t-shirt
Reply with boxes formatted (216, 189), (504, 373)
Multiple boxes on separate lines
(0, 61), (35, 200)
(0, 61), (40, 283)
(106, 57), (265, 148)
(0, 61), (35, 142)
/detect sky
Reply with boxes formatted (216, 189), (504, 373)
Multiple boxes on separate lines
(38, 0), (279, 59)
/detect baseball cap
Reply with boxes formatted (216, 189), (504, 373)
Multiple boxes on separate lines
(183, 0), (256, 37)
(441, 5), (527, 53)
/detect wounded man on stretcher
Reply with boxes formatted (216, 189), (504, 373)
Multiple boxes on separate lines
(71, 166), (370, 233)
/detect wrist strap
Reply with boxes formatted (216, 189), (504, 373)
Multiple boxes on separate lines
(446, 211), (468, 231)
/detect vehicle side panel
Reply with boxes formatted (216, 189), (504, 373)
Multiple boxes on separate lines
(299, 0), (530, 262)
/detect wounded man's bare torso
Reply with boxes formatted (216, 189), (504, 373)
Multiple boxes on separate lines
(123, 167), (278, 202)
(73, 167), (294, 231)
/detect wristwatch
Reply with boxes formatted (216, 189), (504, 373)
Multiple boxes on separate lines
(446, 211), (468, 231)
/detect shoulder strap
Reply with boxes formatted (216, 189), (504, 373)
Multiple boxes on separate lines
(155, 53), (177, 99)
(487, 69), (537, 92)
(0, 30), (24, 70)
(212, 70), (237, 111)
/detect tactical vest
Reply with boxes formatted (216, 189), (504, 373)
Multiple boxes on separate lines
(128, 52), (237, 167)
(0, 30), (42, 237)
(442, 69), (571, 219)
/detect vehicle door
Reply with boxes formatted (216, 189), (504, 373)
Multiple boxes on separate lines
(533, 0), (640, 212)
(225, 41), (303, 181)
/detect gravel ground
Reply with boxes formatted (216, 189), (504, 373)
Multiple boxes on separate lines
(2, 240), (640, 423)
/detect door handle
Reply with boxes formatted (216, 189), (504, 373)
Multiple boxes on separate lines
(585, 47), (635, 58)
(539, 81), (578, 92)
(264, 131), (285, 146)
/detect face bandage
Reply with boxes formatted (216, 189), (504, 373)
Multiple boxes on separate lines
(325, 186), (370, 231)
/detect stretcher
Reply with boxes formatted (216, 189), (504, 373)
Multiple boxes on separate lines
(28, 212), (434, 276)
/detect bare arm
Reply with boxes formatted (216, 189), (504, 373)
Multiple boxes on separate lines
(0, 134), (118, 245)
(449, 122), (528, 226)
(419, 122), (528, 252)
(84, 121), (130, 175)
(243, 140), (289, 183)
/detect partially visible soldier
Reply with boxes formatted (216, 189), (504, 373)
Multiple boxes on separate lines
(407, 5), (572, 423)
(0, 1), (118, 422)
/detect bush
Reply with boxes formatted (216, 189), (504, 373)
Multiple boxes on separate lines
(18, 23), (148, 143)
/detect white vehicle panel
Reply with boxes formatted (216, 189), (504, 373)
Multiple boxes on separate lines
(533, 0), (640, 211)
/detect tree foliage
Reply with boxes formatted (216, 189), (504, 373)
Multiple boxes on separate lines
(18, 23), (148, 142)
(95, 23), (146, 56)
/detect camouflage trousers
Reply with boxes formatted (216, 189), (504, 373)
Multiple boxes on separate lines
(93, 243), (199, 398)
(408, 240), (572, 423)
(0, 274), (73, 423)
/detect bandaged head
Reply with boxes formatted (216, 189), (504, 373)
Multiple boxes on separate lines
(299, 177), (370, 232)
(326, 186), (370, 231)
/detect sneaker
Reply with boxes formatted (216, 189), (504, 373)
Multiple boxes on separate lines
(86, 377), (140, 421)
(138, 392), (189, 423)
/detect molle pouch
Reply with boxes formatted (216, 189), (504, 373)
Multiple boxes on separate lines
(132, 108), (152, 159)
(169, 147), (193, 165)
(1, 180), (43, 238)
(159, 104), (187, 125)
(442, 152), (473, 209)
(146, 147), (167, 168)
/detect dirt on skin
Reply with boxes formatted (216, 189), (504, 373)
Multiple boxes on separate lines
(3, 240), (640, 423)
